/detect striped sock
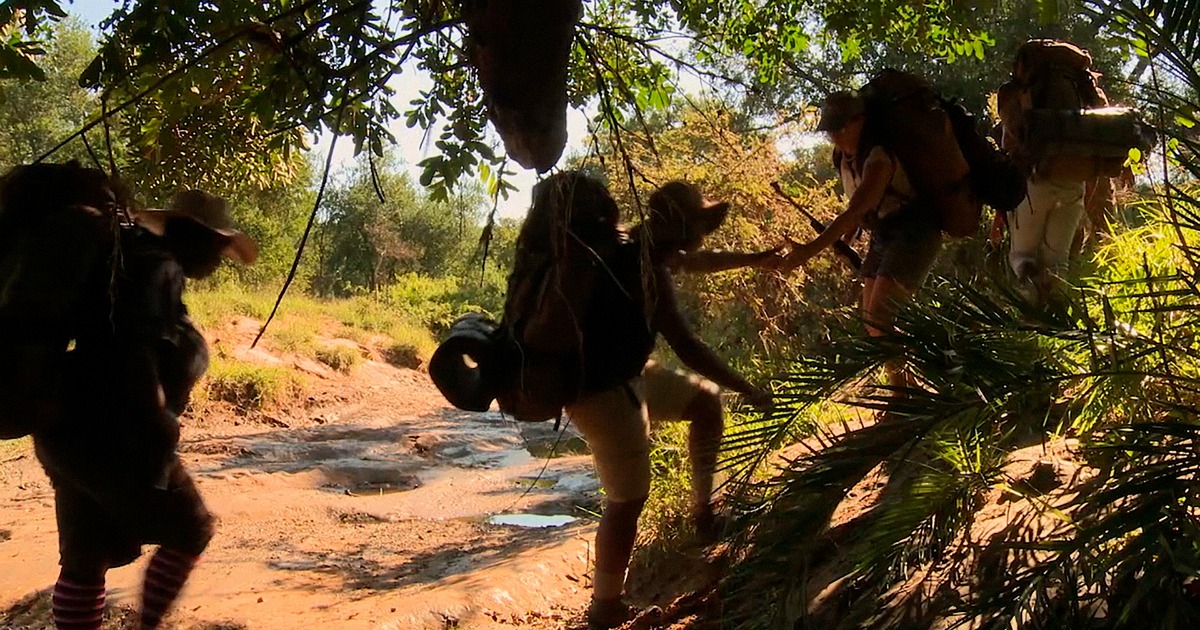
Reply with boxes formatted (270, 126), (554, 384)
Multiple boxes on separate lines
(139, 546), (199, 630)
(52, 575), (106, 630)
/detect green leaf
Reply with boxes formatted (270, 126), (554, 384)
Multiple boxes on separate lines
(0, 44), (47, 81)
(1033, 0), (1060, 25)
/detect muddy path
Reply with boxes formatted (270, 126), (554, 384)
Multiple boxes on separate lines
(1, 357), (605, 629)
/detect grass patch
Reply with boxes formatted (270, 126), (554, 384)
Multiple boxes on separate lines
(381, 322), (438, 369)
(0, 436), (31, 461)
(185, 287), (275, 329)
(638, 423), (696, 547)
(325, 296), (407, 334)
(266, 317), (319, 356)
(186, 285), (442, 373)
(315, 343), (362, 373)
(627, 423), (703, 585)
(200, 359), (302, 412)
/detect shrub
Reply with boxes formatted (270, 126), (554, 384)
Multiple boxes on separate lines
(382, 322), (438, 369)
(315, 343), (362, 373)
(201, 359), (302, 412)
(266, 317), (318, 356)
(377, 273), (462, 330)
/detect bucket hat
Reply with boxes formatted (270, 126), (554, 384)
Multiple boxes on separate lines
(135, 190), (257, 264)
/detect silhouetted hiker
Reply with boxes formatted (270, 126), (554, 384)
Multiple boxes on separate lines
(558, 178), (771, 629)
(1, 162), (119, 441)
(997, 39), (1152, 302)
(628, 181), (782, 533)
(429, 174), (770, 628)
(30, 187), (256, 630)
(649, 181), (787, 276)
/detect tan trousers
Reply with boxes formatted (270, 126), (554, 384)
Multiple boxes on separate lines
(1008, 177), (1085, 276)
(565, 361), (719, 502)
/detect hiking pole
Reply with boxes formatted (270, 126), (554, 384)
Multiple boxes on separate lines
(770, 181), (863, 271)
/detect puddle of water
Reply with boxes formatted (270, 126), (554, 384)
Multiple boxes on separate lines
(341, 482), (414, 497)
(486, 513), (577, 528)
(524, 435), (590, 459)
(320, 464), (421, 496)
(514, 476), (559, 489)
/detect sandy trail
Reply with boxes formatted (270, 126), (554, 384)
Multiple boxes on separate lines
(1, 356), (603, 630)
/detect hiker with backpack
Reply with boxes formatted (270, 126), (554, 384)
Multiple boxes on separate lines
(0, 162), (121, 442)
(566, 176), (771, 628)
(430, 173), (770, 629)
(7, 169), (257, 630)
(997, 39), (1153, 302)
(633, 180), (780, 524)
(782, 88), (946, 405)
(781, 69), (1029, 407)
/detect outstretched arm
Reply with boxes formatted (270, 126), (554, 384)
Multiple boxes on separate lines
(671, 247), (784, 274)
(652, 266), (765, 400)
(787, 148), (895, 267)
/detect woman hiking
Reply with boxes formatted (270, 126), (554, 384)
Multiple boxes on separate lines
(784, 90), (944, 412)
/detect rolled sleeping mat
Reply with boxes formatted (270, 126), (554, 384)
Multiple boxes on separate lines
(429, 313), (502, 412)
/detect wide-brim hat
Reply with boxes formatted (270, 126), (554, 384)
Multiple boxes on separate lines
(646, 181), (730, 245)
(816, 90), (865, 132)
(134, 190), (258, 264)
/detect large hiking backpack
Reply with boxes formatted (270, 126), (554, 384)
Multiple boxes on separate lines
(999, 39), (1154, 181)
(0, 162), (123, 438)
(430, 172), (625, 422)
(942, 98), (1028, 215)
(859, 70), (984, 237)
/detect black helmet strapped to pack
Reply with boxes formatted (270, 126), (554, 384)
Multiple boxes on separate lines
(428, 313), (503, 413)
(431, 172), (632, 423)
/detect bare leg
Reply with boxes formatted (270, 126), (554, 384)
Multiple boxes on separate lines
(863, 276), (915, 407)
(567, 385), (652, 628)
(681, 389), (723, 536)
(590, 498), (646, 628)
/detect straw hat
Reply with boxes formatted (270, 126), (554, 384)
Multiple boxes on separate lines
(135, 190), (257, 264)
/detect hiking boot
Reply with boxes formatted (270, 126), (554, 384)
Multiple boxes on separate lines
(587, 597), (634, 629)
(692, 505), (717, 542)
(691, 501), (733, 544)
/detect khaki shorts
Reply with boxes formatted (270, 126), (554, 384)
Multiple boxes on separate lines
(566, 361), (720, 502)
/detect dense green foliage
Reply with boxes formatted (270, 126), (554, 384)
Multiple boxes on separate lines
(709, 3), (1200, 629)
(0, 18), (94, 169)
(312, 152), (486, 292)
(0, 0), (1071, 197)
